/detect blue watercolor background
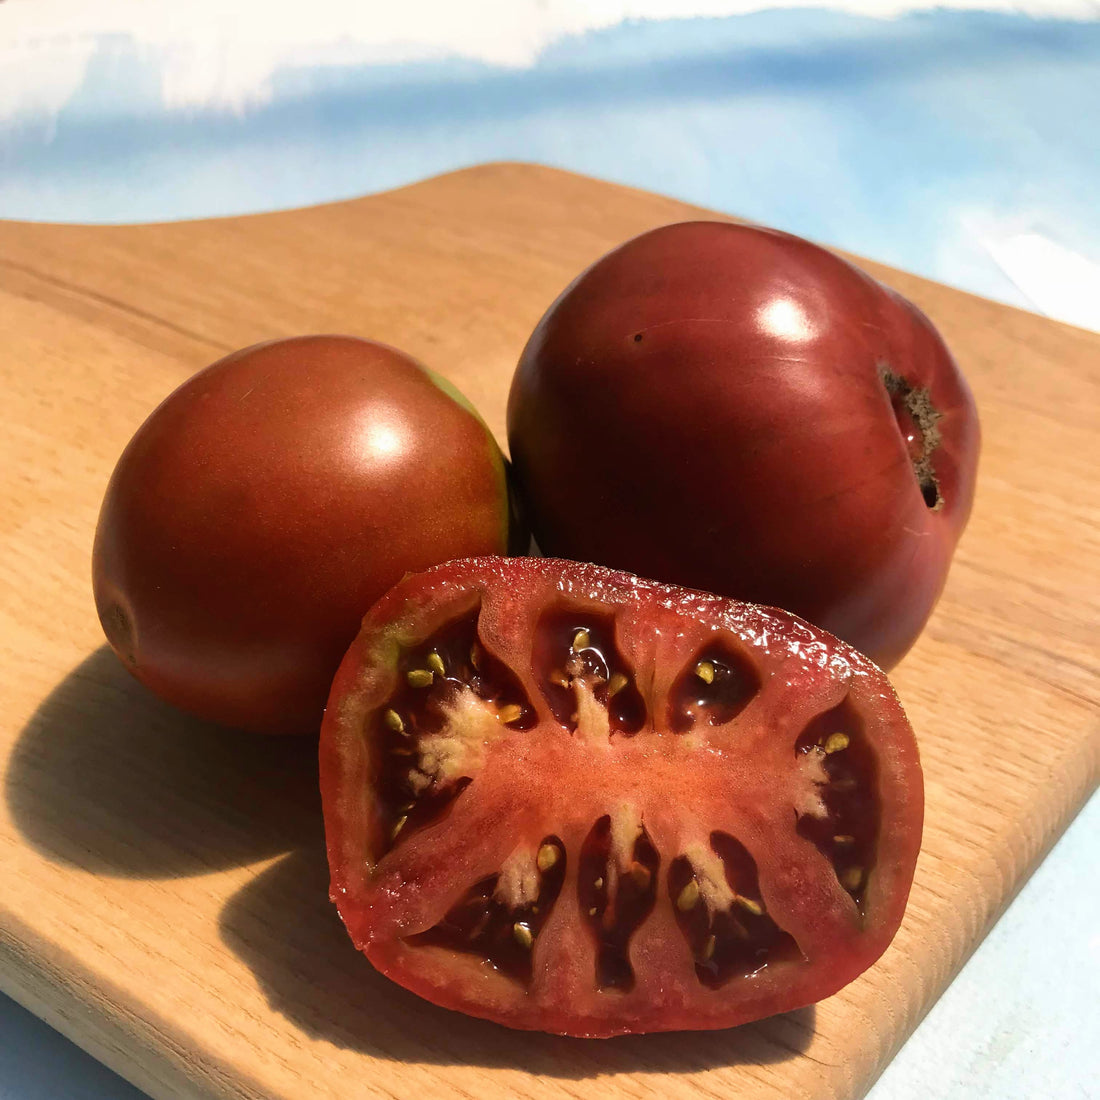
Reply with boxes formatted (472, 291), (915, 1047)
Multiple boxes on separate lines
(3, 9), (1099, 311)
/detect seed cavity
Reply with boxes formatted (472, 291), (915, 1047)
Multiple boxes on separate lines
(578, 810), (660, 991)
(669, 834), (798, 987)
(408, 834), (566, 985)
(534, 609), (647, 738)
(795, 698), (880, 915)
(669, 641), (760, 734)
(374, 607), (536, 853)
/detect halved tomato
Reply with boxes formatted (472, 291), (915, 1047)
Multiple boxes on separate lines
(320, 557), (923, 1036)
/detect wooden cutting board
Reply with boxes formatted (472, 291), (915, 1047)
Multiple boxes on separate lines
(1, 162), (1097, 1100)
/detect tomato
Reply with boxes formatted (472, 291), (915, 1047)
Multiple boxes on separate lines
(321, 556), (922, 1036)
(93, 335), (520, 736)
(507, 221), (980, 669)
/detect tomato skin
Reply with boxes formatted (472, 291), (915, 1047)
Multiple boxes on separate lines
(507, 221), (980, 669)
(93, 335), (517, 735)
(321, 556), (923, 1037)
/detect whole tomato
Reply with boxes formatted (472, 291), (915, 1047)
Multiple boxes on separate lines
(507, 221), (980, 669)
(93, 335), (520, 735)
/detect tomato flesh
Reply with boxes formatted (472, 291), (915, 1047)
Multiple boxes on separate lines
(321, 557), (923, 1036)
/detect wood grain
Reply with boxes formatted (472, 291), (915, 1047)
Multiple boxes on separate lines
(1, 162), (1097, 1100)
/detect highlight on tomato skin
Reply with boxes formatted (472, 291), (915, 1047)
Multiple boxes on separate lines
(320, 556), (924, 1038)
(506, 220), (981, 671)
(92, 335), (521, 736)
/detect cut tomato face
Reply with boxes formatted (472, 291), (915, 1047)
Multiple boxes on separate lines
(320, 557), (923, 1037)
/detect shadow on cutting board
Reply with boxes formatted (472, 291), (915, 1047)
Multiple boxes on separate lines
(220, 846), (816, 1074)
(6, 647), (323, 877)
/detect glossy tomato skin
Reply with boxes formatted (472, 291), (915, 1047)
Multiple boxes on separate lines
(507, 221), (980, 669)
(321, 556), (923, 1036)
(93, 335), (518, 735)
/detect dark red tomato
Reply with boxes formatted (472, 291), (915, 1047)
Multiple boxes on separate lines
(507, 221), (980, 670)
(93, 335), (520, 736)
(321, 556), (922, 1036)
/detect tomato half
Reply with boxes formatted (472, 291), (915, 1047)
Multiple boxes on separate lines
(321, 556), (922, 1036)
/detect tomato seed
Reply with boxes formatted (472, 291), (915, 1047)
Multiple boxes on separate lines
(841, 866), (864, 891)
(572, 628), (591, 651)
(427, 650), (446, 676)
(824, 732), (850, 754)
(383, 708), (405, 733)
(497, 703), (523, 724)
(513, 922), (534, 950)
(677, 880), (701, 911)
(406, 668), (434, 688)
(537, 843), (560, 872)
(694, 660), (716, 684)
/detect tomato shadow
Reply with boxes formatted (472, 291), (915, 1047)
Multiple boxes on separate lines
(5, 647), (323, 878)
(219, 845), (817, 1075)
